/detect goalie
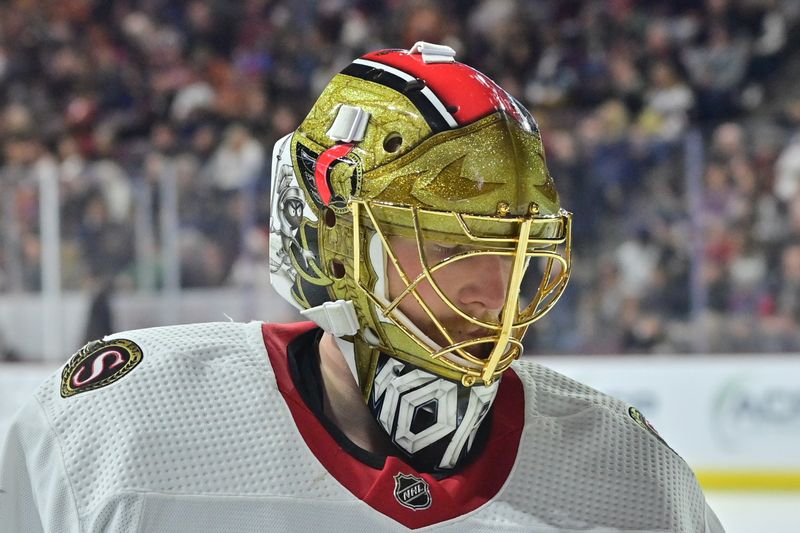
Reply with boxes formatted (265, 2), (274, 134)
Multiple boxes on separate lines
(0, 43), (724, 532)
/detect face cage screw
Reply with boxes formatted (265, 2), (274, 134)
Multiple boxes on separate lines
(528, 202), (540, 216)
(496, 201), (510, 217)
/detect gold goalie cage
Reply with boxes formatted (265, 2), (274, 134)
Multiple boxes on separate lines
(351, 199), (572, 386)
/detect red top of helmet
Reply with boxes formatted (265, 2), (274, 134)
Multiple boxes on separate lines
(360, 49), (531, 128)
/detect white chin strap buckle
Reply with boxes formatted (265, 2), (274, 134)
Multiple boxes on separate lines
(301, 299), (360, 337)
(408, 41), (456, 64)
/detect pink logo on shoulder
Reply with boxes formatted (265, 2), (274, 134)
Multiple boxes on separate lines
(61, 339), (143, 398)
(71, 350), (126, 387)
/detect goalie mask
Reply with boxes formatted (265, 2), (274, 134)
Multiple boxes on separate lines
(270, 43), (571, 471)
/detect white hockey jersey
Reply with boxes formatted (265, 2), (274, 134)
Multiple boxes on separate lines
(0, 321), (724, 532)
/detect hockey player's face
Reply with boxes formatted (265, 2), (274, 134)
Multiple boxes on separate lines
(386, 236), (513, 357)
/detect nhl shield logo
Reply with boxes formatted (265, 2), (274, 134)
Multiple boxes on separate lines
(393, 473), (432, 511)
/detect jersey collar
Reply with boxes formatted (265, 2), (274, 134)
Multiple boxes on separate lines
(262, 322), (525, 529)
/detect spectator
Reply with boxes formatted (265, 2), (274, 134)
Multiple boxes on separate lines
(682, 23), (749, 123)
(642, 61), (694, 143)
(1, 0), (800, 357)
(774, 134), (800, 203)
(615, 228), (659, 300)
(207, 123), (265, 192)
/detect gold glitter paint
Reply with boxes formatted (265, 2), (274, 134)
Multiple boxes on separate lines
(284, 67), (573, 392)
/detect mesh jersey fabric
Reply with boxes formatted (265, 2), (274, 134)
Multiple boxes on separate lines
(0, 321), (724, 532)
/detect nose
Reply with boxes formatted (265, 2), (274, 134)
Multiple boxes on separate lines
(456, 254), (510, 315)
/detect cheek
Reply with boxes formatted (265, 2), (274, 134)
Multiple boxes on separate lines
(387, 241), (420, 291)
(414, 278), (443, 307)
(386, 244), (447, 312)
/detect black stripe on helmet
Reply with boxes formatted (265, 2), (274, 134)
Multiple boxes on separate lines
(341, 62), (451, 134)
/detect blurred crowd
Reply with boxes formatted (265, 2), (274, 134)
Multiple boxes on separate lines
(2, 0), (800, 355)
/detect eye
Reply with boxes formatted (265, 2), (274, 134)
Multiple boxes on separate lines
(428, 243), (467, 257)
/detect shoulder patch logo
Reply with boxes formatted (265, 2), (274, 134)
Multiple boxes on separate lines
(60, 339), (143, 398)
(393, 472), (432, 511)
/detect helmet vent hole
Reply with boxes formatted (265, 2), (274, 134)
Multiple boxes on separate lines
(403, 78), (426, 92)
(368, 68), (384, 81)
(383, 132), (403, 153)
(330, 259), (346, 279)
(446, 104), (460, 113)
(324, 207), (337, 227)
